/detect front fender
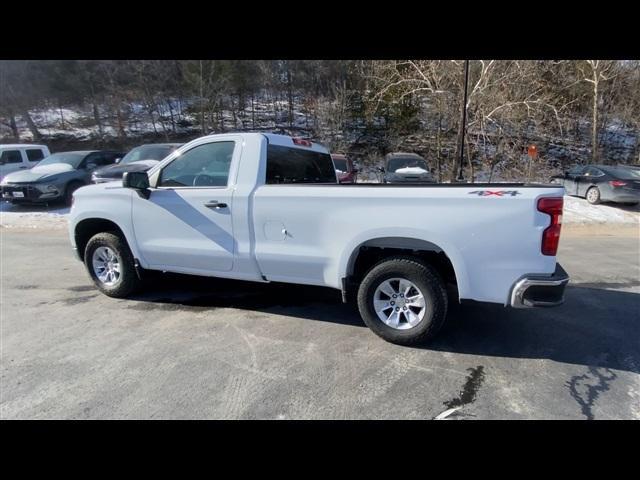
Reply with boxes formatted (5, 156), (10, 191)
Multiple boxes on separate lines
(68, 188), (143, 264)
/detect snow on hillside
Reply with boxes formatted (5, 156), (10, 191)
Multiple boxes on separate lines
(1, 195), (637, 230)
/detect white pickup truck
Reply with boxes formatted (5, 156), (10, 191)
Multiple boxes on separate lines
(68, 133), (569, 345)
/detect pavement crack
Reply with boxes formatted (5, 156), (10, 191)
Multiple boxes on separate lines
(566, 364), (617, 420)
(442, 365), (485, 410)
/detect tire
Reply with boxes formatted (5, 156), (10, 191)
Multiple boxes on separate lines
(65, 181), (84, 206)
(356, 256), (448, 345)
(84, 232), (140, 298)
(586, 186), (601, 205)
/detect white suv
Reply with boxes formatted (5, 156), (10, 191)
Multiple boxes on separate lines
(0, 144), (51, 182)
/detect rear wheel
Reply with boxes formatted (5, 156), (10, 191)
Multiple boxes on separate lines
(357, 256), (448, 345)
(586, 186), (601, 205)
(84, 232), (140, 298)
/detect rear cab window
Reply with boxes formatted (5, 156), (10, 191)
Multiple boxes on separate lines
(266, 145), (337, 184)
(26, 149), (45, 162)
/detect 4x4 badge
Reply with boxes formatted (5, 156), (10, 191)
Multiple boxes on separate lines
(468, 190), (521, 197)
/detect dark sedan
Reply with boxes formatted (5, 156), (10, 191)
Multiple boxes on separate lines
(91, 143), (181, 183)
(1, 150), (123, 205)
(378, 152), (435, 184)
(551, 164), (640, 205)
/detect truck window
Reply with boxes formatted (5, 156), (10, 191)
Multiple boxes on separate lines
(0, 150), (23, 164)
(266, 145), (337, 184)
(25, 149), (45, 162)
(159, 141), (235, 187)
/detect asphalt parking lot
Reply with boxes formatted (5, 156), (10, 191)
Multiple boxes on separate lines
(1, 227), (639, 419)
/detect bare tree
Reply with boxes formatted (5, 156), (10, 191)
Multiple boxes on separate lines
(581, 60), (618, 163)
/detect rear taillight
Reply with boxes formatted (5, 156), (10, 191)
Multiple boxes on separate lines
(292, 137), (312, 147)
(537, 197), (563, 256)
(609, 180), (627, 187)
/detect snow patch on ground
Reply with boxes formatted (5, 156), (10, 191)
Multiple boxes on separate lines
(563, 196), (640, 225)
(0, 201), (69, 230)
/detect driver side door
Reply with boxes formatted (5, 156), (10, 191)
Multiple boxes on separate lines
(131, 138), (239, 274)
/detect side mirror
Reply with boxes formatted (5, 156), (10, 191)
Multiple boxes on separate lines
(352, 168), (359, 174)
(85, 162), (97, 170)
(114, 157), (122, 164)
(377, 167), (385, 173)
(123, 171), (150, 190)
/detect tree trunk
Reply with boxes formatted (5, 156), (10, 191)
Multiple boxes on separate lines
(92, 103), (103, 138)
(466, 137), (474, 183)
(9, 111), (19, 140)
(452, 60), (470, 182)
(251, 94), (256, 129)
(23, 110), (41, 141)
(200, 60), (206, 135)
(287, 66), (294, 129)
(591, 77), (599, 164)
(167, 100), (176, 133)
(59, 103), (65, 130)
(116, 105), (127, 139)
(436, 106), (442, 183)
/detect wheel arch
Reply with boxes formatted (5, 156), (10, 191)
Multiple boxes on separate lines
(340, 234), (469, 301)
(74, 218), (131, 261)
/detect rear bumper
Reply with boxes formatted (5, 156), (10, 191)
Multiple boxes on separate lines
(510, 264), (569, 308)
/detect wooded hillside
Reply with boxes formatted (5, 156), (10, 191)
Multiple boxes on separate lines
(1, 60), (639, 181)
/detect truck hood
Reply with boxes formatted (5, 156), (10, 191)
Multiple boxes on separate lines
(93, 160), (159, 179)
(3, 163), (75, 183)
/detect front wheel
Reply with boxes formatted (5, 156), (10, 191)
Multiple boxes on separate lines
(357, 256), (448, 345)
(84, 232), (140, 297)
(586, 186), (601, 205)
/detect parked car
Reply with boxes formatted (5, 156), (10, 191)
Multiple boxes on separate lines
(331, 153), (358, 183)
(550, 164), (640, 205)
(0, 144), (50, 183)
(1, 150), (123, 205)
(91, 143), (181, 183)
(378, 152), (435, 184)
(69, 133), (568, 346)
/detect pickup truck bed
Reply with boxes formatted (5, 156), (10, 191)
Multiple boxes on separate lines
(68, 133), (568, 345)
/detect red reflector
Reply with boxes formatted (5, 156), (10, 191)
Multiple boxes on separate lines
(537, 197), (563, 256)
(292, 137), (312, 147)
(609, 180), (627, 187)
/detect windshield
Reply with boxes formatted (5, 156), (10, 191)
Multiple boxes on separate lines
(120, 145), (177, 164)
(37, 152), (86, 168)
(603, 167), (640, 180)
(333, 159), (348, 171)
(387, 157), (428, 172)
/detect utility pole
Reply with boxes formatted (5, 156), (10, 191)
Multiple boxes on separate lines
(456, 60), (470, 182)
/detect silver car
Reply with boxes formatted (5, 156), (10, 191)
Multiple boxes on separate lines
(1, 150), (123, 206)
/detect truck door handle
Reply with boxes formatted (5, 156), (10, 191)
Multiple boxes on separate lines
(204, 200), (227, 209)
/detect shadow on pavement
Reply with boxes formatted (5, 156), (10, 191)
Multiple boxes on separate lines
(132, 273), (640, 374)
(430, 286), (640, 375)
(0, 199), (69, 214)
